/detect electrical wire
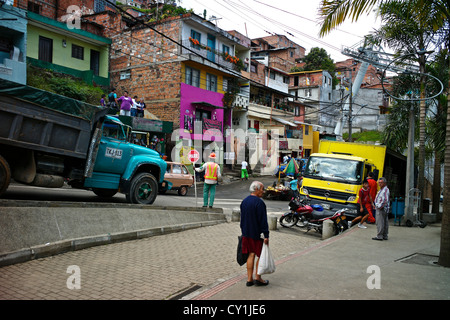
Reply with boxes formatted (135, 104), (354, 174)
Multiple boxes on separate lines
(19, 1), (384, 122)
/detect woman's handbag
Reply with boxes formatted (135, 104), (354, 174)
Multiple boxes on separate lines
(236, 236), (248, 266)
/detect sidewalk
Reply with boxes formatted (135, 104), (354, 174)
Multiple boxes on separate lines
(187, 222), (450, 300)
(0, 214), (448, 300)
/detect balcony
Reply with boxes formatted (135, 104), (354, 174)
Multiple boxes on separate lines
(233, 93), (249, 110)
(181, 39), (242, 72)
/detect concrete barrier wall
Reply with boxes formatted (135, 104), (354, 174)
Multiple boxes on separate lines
(0, 201), (226, 266)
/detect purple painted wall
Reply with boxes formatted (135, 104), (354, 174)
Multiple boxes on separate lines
(180, 83), (231, 142)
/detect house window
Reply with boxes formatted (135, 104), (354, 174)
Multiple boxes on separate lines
(190, 29), (201, 49)
(120, 70), (131, 80)
(305, 89), (312, 97)
(206, 73), (217, 92)
(223, 77), (231, 92)
(72, 44), (84, 60)
(222, 44), (230, 55)
(94, 0), (106, 12)
(28, 2), (41, 14)
(250, 63), (257, 73)
(379, 105), (389, 115)
(186, 66), (200, 87)
(269, 71), (275, 80)
(38, 36), (53, 63)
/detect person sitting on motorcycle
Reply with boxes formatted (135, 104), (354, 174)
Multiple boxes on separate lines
(349, 179), (373, 229)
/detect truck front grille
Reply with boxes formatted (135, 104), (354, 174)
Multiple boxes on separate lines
(305, 187), (354, 201)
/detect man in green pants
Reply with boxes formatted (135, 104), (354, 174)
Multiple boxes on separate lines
(195, 153), (221, 208)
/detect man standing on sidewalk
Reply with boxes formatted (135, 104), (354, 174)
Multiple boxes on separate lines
(240, 181), (270, 287)
(241, 159), (249, 181)
(195, 153), (221, 208)
(373, 177), (390, 241)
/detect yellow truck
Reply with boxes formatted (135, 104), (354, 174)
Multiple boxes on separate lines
(300, 140), (407, 218)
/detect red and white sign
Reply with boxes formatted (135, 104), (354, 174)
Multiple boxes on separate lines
(187, 149), (200, 163)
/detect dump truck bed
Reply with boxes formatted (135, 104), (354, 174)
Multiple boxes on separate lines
(0, 79), (108, 159)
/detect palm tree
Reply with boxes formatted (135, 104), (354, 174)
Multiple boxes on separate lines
(318, 0), (450, 267)
(370, 1), (437, 212)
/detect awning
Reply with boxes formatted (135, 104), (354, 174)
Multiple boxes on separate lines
(248, 110), (271, 120)
(192, 101), (226, 109)
(272, 117), (297, 127)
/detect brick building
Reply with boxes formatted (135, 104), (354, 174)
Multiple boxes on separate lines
(10, 0), (111, 86)
(86, 8), (250, 162)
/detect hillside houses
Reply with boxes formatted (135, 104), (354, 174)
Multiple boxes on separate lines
(0, 0), (389, 172)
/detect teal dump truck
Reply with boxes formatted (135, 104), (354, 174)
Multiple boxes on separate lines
(0, 79), (169, 204)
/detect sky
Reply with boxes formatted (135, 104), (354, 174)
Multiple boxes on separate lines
(179, 0), (382, 62)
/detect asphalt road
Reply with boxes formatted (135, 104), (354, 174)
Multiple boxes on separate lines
(2, 176), (289, 213)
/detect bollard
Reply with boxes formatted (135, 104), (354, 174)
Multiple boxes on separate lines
(231, 208), (240, 222)
(268, 215), (277, 231)
(322, 219), (334, 240)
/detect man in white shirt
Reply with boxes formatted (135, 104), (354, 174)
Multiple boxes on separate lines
(373, 177), (390, 241)
(241, 160), (249, 181)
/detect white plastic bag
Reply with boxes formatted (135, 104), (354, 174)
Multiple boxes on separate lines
(257, 243), (276, 275)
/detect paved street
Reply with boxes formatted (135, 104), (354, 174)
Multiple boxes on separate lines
(3, 176), (288, 213)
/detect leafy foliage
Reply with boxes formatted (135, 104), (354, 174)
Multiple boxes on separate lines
(27, 65), (105, 105)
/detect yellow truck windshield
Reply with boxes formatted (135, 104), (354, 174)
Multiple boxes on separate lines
(304, 156), (364, 184)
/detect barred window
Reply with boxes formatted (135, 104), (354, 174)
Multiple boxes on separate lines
(72, 44), (84, 60)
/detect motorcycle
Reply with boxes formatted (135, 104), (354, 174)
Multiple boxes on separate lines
(279, 197), (349, 234)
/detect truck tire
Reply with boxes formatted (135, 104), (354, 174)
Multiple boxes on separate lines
(93, 188), (118, 198)
(0, 155), (11, 196)
(128, 172), (158, 205)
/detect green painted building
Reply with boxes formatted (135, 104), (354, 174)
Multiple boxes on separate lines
(26, 11), (111, 87)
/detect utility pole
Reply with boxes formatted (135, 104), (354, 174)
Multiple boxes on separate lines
(348, 69), (353, 142)
(404, 102), (415, 223)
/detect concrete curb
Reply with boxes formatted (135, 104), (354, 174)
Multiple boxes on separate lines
(0, 219), (226, 267)
(0, 199), (223, 213)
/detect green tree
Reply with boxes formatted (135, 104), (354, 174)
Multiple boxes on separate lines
(369, 0), (438, 222)
(318, 0), (450, 267)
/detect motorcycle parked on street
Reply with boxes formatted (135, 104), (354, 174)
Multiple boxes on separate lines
(279, 197), (349, 234)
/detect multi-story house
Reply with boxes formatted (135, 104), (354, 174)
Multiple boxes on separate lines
(6, 0), (111, 87)
(251, 34), (305, 73)
(86, 8), (250, 164)
(289, 69), (336, 134)
(334, 58), (389, 134)
(247, 35), (307, 168)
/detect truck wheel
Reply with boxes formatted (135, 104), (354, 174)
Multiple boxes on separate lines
(178, 186), (188, 196)
(128, 172), (158, 205)
(93, 188), (118, 198)
(0, 155), (11, 196)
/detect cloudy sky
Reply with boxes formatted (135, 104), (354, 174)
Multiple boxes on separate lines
(180, 0), (381, 62)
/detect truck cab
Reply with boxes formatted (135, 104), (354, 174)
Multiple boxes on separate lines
(300, 140), (406, 219)
(301, 153), (375, 217)
(82, 116), (170, 204)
